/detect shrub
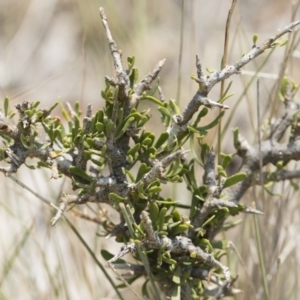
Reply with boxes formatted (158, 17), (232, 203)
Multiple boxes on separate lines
(1, 5), (300, 300)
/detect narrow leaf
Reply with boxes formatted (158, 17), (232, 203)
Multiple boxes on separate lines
(4, 97), (9, 117)
(109, 193), (126, 201)
(69, 166), (93, 182)
(155, 132), (169, 149)
(223, 172), (247, 188)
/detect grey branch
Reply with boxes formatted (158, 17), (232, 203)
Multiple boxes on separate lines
(203, 150), (218, 195)
(107, 243), (136, 264)
(167, 20), (300, 146)
(131, 150), (186, 190)
(255, 169), (300, 184)
(157, 85), (166, 102)
(192, 198), (238, 232)
(99, 7), (127, 86)
(130, 59), (166, 107)
(269, 111), (293, 142)
(51, 194), (86, 226)
(140, 211), (231, 281)
(192, 268), (242, 297)
(207, 20), (300, 92)
(227, 130), (300, 203)
(51, 193), (100, 226)
(191, 150), (233, 230)
(109, 263), (146, 278)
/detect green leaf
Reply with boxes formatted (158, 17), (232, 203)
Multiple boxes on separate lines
(200, 143), (210, 164)
(129, 67), (139, 88)
(158, 207), (168, 232)
(217, 165), (227, 177)
(136, 163), (151, 181)
(141, 95), (164, 106)
(279, 38), (289, 46)
(74, 101), (81, 116)
(168, 221), (182, 230)
(166, 159), (183, 178)
(192, 107), (208, 126)
(221, 153), (232, 169)
(162, 256), (177, 265)
(140, 132), (155, 147)
(127, 143), (141, 156)
(24, 109), (35, 119)
(206, 67), (216, 73)
(142, 280), (150, 299)
(4, 97), (9, 117)
(211, 240), (229, 250)
(147, 186), (162, 194)
(170, 224), (190, 235)
(85, 138), (94, 148)
(189, 134), (202, 166)
(109, 193), (126, 201)
(127, 56), (135, 69)
(114, 116), (134, 140)
(0, 148), (6, 160)
(279, 76), (298, 100)
(233, 127), (239, 150)
(172, 265), (181, 285)
(104, 119), (114, 136)
(124, 169), (135, 183)
(223, 172), (247, 188)
(187, 126), (199, 134)
(196, 110), (225, 131)
(137, 182), (145, 194)
(149, 202), (159, 230)
(142, 138), (154, 147)
(69, 166), (93, 182)
(198, 239), (213, 252)
(48, 102), (58, 113)
(222, 81), (233, 98)
(72, 115), (81, 139)
(200, 215), (215, 228)
(155, 132), (169, 149)
(20, 133), (35, 149)
(95, 110), (104, 124)
(252, 34), (258, 45)
(172, 210), (181, 222)
(95, 122), (104, 133)
(169, 99), (180, 115)
(272, 38), (288, 47)
(90, 157), (103, 167)
(158, 106), (172, 118)
(61, 106), (71, 122)
(219, 92), (235, 104)
(36, 110), (44, 119)
(167, 175), (182, 182)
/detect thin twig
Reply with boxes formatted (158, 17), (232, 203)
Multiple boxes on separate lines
(141, 211), (231, 281)
(99, 7), (125, 83)
(167, 20), (300, 146)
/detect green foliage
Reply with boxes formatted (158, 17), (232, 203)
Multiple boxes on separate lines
(279, 76), (298, 101)
(2, 16), (299, 300)
(252, 33), (258, 45)
(0, 70), (243, 297)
